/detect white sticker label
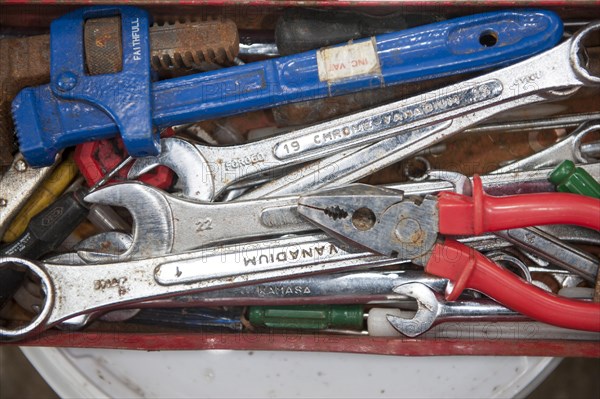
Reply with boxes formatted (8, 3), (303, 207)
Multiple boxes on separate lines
(316, 39), (381, 82)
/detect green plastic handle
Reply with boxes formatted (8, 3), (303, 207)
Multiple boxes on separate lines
(549, 160), (600, 199)
(248, 305), (364, 330)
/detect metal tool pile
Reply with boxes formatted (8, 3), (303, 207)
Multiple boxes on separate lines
(0, 6), (599, 347)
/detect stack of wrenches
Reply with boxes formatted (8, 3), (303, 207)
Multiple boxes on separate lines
(1, 6), (600, 344)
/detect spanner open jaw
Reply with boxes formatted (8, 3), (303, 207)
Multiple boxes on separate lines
(81, 183), (175, 262)
(128, 137), (215, 201)
(81, 181), (315, 262)
(386, 282), (524, 337)
(386, 282), (444, 337)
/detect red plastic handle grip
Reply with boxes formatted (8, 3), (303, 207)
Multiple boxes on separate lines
(425, 239), (600, 332)
(438, 175), (600, 235)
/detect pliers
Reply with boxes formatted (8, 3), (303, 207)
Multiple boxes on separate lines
(297, 176), (600, 332)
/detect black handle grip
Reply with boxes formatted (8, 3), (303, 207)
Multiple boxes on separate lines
(0, 189), (89, 308)
(275, 8), (444, 55)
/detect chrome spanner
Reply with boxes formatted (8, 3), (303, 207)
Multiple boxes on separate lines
(83, 163), (600, 261)
(167, 112), (599, 201)
(493, 120), (600, 174)
(0, 233), (408, 340)
(38, 165), (600, 327)
(20, 161), (594, 332)
(127, 121), (450, 201)
(128, 22), (600, 202)
(23, 269), (447, 328)
(235, 95), (566, 199)
(384, 282), (526, 337)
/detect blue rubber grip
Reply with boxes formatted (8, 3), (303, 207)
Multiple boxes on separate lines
(13, 9), (563, 167)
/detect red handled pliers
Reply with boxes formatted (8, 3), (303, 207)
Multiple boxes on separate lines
(297, 176), (600, 332)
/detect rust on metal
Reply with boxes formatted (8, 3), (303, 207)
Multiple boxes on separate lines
(84, 16), (124, 75)
(84, 16), (240, 73)
(149, 18), (239, 71)
(0, 34), (51, 166)
(0, 17), (239, 166)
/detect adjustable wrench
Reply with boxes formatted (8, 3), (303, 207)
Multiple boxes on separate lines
(14, 10), (562, 167)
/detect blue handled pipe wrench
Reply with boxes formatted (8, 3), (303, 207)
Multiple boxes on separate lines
(12, 7), (563, 167)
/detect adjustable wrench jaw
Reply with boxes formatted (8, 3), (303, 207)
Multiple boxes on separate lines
(298, 184), (439, 261)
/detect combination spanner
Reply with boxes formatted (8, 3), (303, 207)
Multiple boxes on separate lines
(0, 233), (410, 340)
(239, 115), (600, 199)
(19, 171), (600, 332)
(129, 22), (600, 201)
(18, 269), (448, 328)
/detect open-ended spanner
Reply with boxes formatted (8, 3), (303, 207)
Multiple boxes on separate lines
(493, 120), (600, 174)
(151, 112), (597, 201)
(239, 113), (600, 199)
(14, 9), (562, 167)
(382, 282), (526, 337)
(82, 163), (600, 261)
(129, 22), (600, 201)
(234, 94), (565, 199)
(39, 228), (590, 329)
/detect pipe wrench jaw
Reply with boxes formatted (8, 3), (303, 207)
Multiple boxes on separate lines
(14, 6), (157, 168)
(298, 184), (439, 260)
